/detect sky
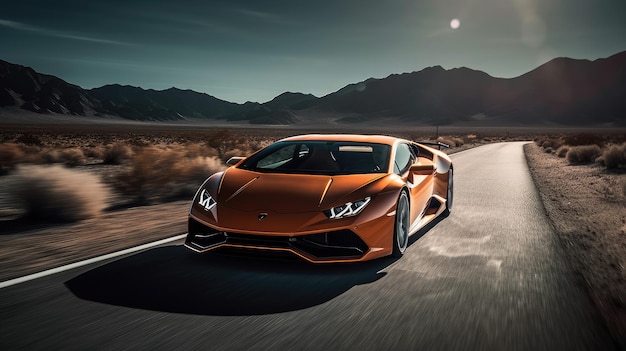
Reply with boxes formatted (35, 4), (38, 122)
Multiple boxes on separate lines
(1, 0), (625, 103)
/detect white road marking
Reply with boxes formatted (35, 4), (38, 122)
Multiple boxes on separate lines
(0, 233), (188, 289)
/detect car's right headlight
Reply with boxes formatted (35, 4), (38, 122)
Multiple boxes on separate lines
(324, 197), (371, 219)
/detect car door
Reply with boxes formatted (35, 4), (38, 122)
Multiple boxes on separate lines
(393, 143), (435, 225)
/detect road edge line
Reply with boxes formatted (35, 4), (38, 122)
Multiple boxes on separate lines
(0, 233), (188, 290)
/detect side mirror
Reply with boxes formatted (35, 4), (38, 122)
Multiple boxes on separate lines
(409, 162), (434, 174)
(226, 156), (245, 166)
(408, 162), (434, 183)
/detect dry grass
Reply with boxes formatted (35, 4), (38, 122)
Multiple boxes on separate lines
(8, 165), (111, 222)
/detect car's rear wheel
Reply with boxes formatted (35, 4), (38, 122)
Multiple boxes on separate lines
(392, 191), (410, 257)
(444, 167), (453, 215)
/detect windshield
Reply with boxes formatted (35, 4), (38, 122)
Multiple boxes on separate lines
(239, 141), (391, 175)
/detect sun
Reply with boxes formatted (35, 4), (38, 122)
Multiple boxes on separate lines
(450, 18), (460, 29)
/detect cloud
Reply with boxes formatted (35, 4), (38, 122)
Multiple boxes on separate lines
(0, 19), (131, 46)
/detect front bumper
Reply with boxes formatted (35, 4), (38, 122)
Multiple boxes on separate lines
(185, 216), (388, 263)
(185, 217), (370, 262)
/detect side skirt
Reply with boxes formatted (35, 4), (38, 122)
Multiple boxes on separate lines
(408, 194), (447, 236)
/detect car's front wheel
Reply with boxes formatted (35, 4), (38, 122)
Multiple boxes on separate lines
(392, 191), (410, 257)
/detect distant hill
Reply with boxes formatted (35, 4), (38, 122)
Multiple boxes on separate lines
(0, 60), (102, 117)
(1, 51), (625, 126)
(89, 85), (244, 121)
(313, 51), (626, 126)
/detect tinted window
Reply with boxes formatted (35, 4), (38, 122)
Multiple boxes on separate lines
(239, 141), (391, 175)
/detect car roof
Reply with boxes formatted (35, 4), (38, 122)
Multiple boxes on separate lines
(280, 134), (401, 146)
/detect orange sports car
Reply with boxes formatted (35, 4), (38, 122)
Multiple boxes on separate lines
(185, 134), (453, 262)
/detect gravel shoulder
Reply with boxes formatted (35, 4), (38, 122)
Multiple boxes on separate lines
(0, 201), (188, 282)
(524, 142), (626, 347)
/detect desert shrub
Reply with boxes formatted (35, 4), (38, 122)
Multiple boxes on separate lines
(544, 147), (553, 154)
(113, 147), (225, 203)
(83, 146), (103, 159)
(602, 143), (626, 169)
(463, 134), (478, 144)
(114, 147), (181, 201)
(556, 146), (569, 158)
(9, 165), (110, 222)
(165, 156), (226, 199)
(563, 133), (604, 147)
(41, 149), (63, 163)
(61, 148), (86, 167)
(183, 143), (215, 158)
(206, 129), (246, 160)
(0, 142), (24, 174)
(538, 137), (563, 150)
(103, 143), (133, 164)
(566, 145), (602, 164)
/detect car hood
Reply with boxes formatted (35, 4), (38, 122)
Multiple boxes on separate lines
(217, 167), (386, 214)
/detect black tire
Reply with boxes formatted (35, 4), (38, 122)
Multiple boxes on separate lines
(444, 167), (453, 215)
(392, 191), (410, 258)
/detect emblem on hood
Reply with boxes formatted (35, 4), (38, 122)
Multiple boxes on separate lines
(258, 213), (268, 221)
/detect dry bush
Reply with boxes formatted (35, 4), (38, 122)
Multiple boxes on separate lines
(103, 143), (133, 164)
(167, 156), (226, 198)
(556, 146), (569, 158)
(15, 144), (44, 163)
(537, 137), (563, 150)
(463, 134), (478, 144)
(206, 129), (246, 160)
(41, 149), (63, 164)
(113, 147), (225, 203)
(183, 142), (215, 158)
(602, 143), (626, 169)
(83, 146), (104, 159)
(9, 165), (110, 222)
(0, 142), (24, 174)
(566, 145), (602, 164)
(563, 133), (605, 147)
(61, 148), (86, 167)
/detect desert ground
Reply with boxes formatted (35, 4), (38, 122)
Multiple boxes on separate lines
(0, 123), (625, 345)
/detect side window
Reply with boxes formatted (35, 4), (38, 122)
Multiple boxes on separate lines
(393, 143), (415, 175)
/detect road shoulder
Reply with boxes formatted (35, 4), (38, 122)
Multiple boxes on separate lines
(524, 142), (626, 347)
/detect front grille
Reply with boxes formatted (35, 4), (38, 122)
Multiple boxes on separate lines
(187, 217), (369, 261)
(291, 230), (369, 259)
(224, 232), (291, 249)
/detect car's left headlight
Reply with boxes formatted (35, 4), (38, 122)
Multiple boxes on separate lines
(324, 197), (371, 219)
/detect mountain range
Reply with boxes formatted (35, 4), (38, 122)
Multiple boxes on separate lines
(1, 51), (625, 126)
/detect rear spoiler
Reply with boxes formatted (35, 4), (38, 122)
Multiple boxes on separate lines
(417, 141), (450, 150)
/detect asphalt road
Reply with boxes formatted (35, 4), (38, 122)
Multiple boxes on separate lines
(0, 142), (617, 350)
